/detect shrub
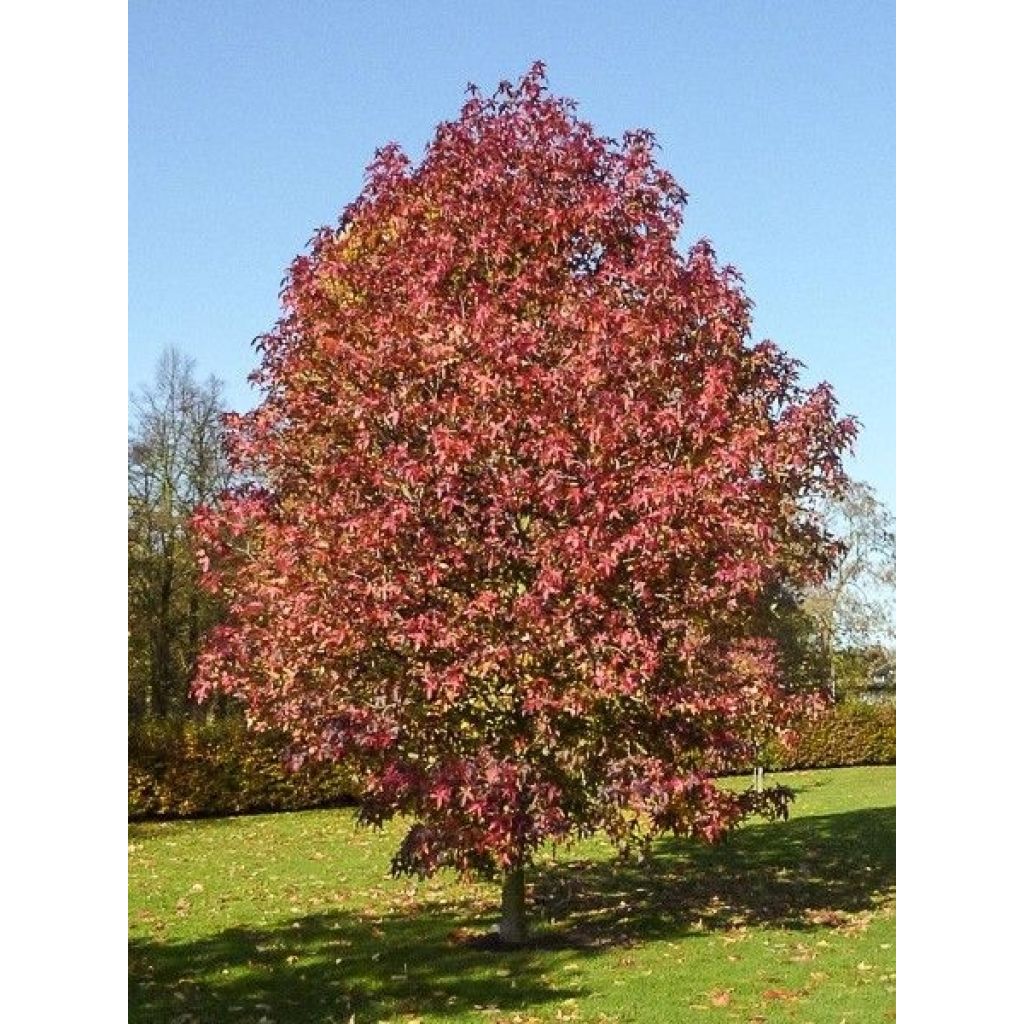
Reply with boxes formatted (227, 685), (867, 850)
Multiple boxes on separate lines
(761, 701), (896, 771)
(128, 718), (361, 820)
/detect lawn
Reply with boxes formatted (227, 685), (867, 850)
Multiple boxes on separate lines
(129, 765), (895, 1023)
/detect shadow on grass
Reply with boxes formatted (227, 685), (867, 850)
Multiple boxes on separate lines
(129, 805), (894, 1023)
(532, 805), (895, 947)
(130, 905), (578, 1024)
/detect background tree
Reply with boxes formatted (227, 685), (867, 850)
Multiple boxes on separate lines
(194, 66), (857, 944)
(801, 481), (896, 699)
(129, 347), (234, 719)
(752, 584), (832, 691)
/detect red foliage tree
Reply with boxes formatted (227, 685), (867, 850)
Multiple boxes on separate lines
(194, 64), (856, 944)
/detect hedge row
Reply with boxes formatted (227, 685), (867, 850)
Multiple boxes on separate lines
(128, 718), (361, 820)
(128, 702), (894, 820)
(762, 701), (896, 771)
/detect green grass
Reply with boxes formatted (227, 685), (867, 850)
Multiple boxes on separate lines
(129, 765), (895, 1023)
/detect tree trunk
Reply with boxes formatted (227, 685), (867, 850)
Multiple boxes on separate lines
(498, 866), (528, 945)
(151, 547), (175, 717)
(150, 625), (168, 718)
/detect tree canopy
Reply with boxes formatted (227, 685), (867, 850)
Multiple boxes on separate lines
(194, 65), (857, 927)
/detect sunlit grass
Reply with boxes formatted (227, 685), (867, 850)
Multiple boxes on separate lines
(129, 765), (895, 1023)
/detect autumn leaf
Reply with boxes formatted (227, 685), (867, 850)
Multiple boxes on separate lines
(761, 987), (802, 1002)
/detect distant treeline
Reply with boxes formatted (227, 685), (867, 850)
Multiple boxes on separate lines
(129, 348), (238, 721)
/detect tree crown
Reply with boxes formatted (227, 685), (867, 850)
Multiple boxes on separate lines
(195, 64), (857, 876)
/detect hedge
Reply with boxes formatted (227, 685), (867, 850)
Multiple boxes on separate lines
(128, 718), (361, 820)
(760, 701), (896, 771)
(128, 702), (894, 821)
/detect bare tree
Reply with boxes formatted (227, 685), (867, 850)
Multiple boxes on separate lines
(128, 348), (234, 719)
(802, 481), (896, 698)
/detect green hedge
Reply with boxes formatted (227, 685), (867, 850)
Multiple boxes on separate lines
(128, 718), (361, 820)
(129, 702), (894, 820)
(760, 701), (896, 771)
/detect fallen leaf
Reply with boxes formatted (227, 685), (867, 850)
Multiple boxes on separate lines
(805, 909), (846, 927)
(761, 988), (800, 1002)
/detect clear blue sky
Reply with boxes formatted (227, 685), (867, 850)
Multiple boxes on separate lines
(129, 0), (894, 510)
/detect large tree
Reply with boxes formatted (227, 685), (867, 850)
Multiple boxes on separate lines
(195, 66), (856, 943)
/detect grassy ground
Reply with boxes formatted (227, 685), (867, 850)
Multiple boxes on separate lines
(129, 765), (895, 1024)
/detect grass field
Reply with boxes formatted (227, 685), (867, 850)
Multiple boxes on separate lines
(129, 765), (895, 1023)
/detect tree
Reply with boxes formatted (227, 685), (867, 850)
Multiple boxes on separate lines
(801, 481), (895, 698)
(129, 347), (234, 719)
(194, 65), (857, 944)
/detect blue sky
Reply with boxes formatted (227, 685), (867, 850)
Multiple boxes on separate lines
(129, 0), (894, 509)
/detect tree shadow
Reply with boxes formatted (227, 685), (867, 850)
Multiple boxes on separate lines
(130, 904), (584, 1024)
(532, 805), (895, 947)
(129, 805), (894, 1022)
